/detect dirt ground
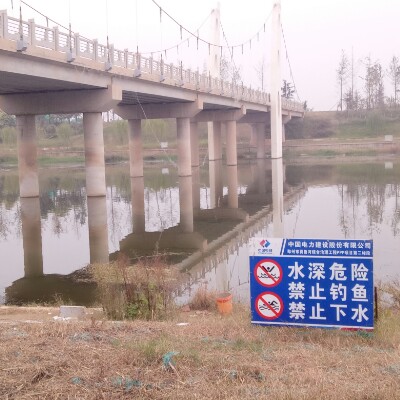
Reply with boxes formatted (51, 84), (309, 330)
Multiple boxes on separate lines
(0, 305), (400, 400)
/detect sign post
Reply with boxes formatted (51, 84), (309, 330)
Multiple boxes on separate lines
(250, 238), (374, 330)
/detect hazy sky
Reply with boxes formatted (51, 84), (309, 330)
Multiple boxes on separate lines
(2, 0), (400, 110)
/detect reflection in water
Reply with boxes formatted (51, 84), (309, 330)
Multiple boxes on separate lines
(272, 159), (284, 237)
(227, 165), (238, 208)
(131, 177), (145, 233)
(209, 160), (223, 208)
(21, 197), (43, 277)
(179, 176), (194, 233)
(0, 161), (399, 305)
(87, 197), (109, 264)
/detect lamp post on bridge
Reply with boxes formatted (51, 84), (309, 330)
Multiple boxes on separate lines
(270, 0), (283, 159)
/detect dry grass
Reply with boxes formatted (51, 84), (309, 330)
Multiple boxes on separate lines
(188, 285), (217, 311)
(92, 256), (178, 321)
(0, 304), (400, 399)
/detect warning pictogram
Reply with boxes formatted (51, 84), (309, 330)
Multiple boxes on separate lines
(254, 259), (283, 287)
(255, 292), (284, 320)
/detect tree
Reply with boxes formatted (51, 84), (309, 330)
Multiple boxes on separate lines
(281, 80), (294, 99)
(336, 50), (349, 111)
(388, 55), (400, 108)
(364, 57), (384, 109)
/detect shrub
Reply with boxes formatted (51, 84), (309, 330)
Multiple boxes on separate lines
(92, 255), (178, 320)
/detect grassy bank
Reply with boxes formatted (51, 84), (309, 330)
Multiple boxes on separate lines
(0, 304), (399, 399)
(286, 110), (400, 140)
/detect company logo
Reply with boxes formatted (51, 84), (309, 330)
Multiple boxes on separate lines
(260, 240), (271, 248)
(258, 239), (272, 254)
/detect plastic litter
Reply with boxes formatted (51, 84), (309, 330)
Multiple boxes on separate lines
(162, 351), (179, 371)
(112, 376), (142, 391)
(71, 377), (83, 385)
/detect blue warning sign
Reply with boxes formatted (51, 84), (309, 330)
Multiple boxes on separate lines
(249, 238), (374, 330)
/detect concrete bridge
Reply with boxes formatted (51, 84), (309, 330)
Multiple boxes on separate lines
(0, 4), (303, 199)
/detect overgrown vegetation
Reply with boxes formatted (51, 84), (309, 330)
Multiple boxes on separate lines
(92, 255), (178, 320)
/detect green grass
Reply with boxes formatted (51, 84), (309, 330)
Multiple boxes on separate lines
(38, 156), (85, 165)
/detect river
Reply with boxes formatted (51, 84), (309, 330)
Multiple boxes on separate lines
(0, 159), (399, 305)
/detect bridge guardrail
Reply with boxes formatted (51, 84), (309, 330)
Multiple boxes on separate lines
(0, 10), (304, 114)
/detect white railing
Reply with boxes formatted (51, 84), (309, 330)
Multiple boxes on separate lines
(0, 10), (304, 113)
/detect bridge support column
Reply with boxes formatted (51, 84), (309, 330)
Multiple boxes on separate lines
(179, 176), (194, 233)
(208, 121), (222, 161)
(128, 119), (144, 177)
(177, 117), (192, 176)
(16, 115), (39, 198)
(83, 113), (106, 197)
(282, 115), (291, 143)
(226, 120), (237, 166)
(190, 122), (200, 167)
(252, 124), (265, 159)
(192, 166), (201, 213)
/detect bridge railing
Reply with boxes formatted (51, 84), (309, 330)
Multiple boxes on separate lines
(0, 10), (304, 113)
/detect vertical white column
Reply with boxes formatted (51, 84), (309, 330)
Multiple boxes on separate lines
(131, 177), (145, 233)
(128, 119), (144, 177)
(271, 0), (283, 159)
(207, 3), (221, 162)
(208, 121), (222, 161)
(177, 117), (192, 177)
(87, 197), (109, 264)
(16, 115), (39, 198)
(272, 159), (284, 237)
(83, 112), (106, 196)
(190, 121), (200, 167)
(226, 120), (237, 166)
(20, 197), (43, 277)
(179, 176), (194, 233)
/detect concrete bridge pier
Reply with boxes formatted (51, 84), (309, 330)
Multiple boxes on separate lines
(16, 115), (39, 198)
(83, 113), (107, 197)
(208, 121), (222, 161)
(251, 123), (266, 159)
(177, 117), (192, 176)
(225, 121), (237, 166)
(190, 122), (200, 167)
(282, 114), (292, 142)
(128, 119), (144, 177)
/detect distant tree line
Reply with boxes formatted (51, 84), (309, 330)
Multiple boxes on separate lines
(337, 49), (400, 112)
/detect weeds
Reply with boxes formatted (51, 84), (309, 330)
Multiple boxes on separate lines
(189, 285), (217, 311)
(92, 254), (178, 320)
